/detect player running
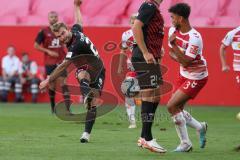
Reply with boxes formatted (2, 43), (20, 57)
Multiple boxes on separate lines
(167, 3), (208, 152)
(39, 0), (105, 143)
(220, 26), (240, 86)
(118, 13), (138, 129)
(132, 0), (166, 153)
(34, 10), (70, 114)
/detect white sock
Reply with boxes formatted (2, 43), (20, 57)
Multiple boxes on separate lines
(172, 112), (191, 144)
(183, 110), (202, 131)
(125, 97), (136, 123)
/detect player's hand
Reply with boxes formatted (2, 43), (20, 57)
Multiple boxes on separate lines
(74, 0), (82, 6)
(169, 33), (177, 45)
(222, 65), (230, 72)
(47, 50), (59, 57)
(39, 77), (49, 91)
(143, 52), (156, 64)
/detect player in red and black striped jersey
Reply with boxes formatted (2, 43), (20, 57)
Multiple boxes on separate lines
(40, 0), (105, 143)
(132, 0), (166, 153)
(34, 10), (70, 114)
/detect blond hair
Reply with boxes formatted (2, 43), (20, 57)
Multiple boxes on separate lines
(52, 22), (68, 32)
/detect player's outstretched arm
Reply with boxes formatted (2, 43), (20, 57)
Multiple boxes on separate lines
(220, 44), (230, 72)
(74, 0), (83, 26)
(49, 59), (71, 83)
(39, 59), (71, 91)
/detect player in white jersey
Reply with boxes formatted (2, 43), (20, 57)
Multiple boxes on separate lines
(220, 26), (240, 86)
(118, 14), (138, 129)
(167, 3), (208, 152)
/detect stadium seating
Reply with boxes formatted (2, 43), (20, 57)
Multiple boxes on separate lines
(0, 0), (30, 25)
(0, 0), (239, 27)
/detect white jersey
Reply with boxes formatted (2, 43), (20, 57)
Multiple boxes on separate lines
(121, 29), (135, 52)
(168, 27), (208, 80)
(222, 26), (240, 71)
(121, 29), (136, 71)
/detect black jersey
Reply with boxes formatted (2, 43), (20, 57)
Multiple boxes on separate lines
(66, 24), (99, 60)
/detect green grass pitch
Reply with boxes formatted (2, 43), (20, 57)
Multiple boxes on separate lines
(0, 103), (239, 160)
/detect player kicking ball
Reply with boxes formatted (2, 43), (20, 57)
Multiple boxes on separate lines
(40, 0), (105, 143)
(118, 14), (138, 129)
(167, 3), (208, 152)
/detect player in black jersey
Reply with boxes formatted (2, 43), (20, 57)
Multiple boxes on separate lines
(39, 0), (105, 143)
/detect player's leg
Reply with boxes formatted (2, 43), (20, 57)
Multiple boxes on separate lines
(182, 108), (208, 148)
(138, 88), (166, 153)
(56, 76), (71, 112)
(80, 91), (98, 143)
(76, 69), (92, 104)
(79, 69), (105, 143)
(30, 77), (40, 103)
(125, 97), (137, 128)
(46, 65), (57, 114)
(167, 90), (192, 152)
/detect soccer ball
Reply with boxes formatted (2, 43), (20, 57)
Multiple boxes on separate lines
(121, 72), (140, 98)
(236, 112), (240, 121)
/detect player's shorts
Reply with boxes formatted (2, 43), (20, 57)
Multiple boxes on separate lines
(75, 65), (105, 93)
(45, 65), (67, 77)
(131, 47), (162, 90)
(175, 75), (208, 99)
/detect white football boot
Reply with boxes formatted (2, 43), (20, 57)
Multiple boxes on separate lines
(80, 132), (90, 143)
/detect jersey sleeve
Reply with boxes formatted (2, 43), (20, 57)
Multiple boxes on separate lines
(71, 24), (83, 33)
(168, 27), (176, 48)
(222, 30), (234, 46)
(121, 32), (128, 50)
(137, 2), (156, 25)
(185, 35), (202, 59)
(35, 30), (45, 44)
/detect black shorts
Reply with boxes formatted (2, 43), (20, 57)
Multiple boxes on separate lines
(45, 65), (67, 77)
(131, 47), (162, 89)
(75, 66), (105, 92)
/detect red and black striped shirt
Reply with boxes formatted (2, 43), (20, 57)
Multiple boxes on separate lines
(136, 0), (164, 59)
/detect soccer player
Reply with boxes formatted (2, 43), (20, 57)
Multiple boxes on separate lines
(167, 3), (208, 152)
(220, 26), (240, 86)
(39, 0), (105, 143)
(131, 0), (166, 153)
(34, 10), (70, 113)
(118, 13), (138, 129)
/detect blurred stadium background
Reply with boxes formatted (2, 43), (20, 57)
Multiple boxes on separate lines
(0, 0), (239, 159)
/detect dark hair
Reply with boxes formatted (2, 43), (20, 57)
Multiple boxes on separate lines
(168, 3), (191, 19)
(22, 52), (28, 56)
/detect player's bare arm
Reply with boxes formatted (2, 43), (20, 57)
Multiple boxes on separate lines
(132, 20), (156, 64)
(220, 43), (230, 72)
(74, 0), (83, 26)
(118, 48), (127, 74)
(34, 42), (59, 57)
(169, 33), (192, 67)
(39, 59), (71, 90)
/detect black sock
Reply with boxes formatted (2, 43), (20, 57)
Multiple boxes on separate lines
(61, 85), (71, 112)
(141, 101), (157, 141)
(48, 90), (56, 113)
(80, 79), (91, 97)
(85, 106), (97, 134)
